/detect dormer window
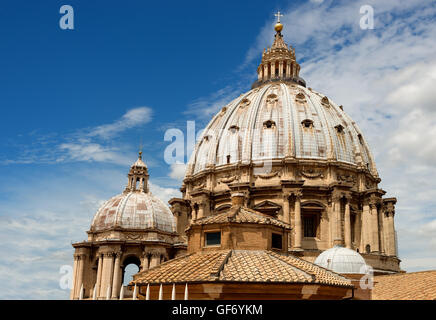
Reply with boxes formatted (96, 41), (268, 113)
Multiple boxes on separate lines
(321, 96), (330, 107)
(229, 125), (239, 133)
(335, 124), (344, 134)
(266, 94), (278, 104)
(239, 98), (251, 108)
(296, 92), (305, 100)
(301, 119), (314, 129)
(271, 233), (283, 249)
(226, 155), (231, 164)
(263, 120), (276, 129)
(205, 231), (221, 246)
(358, 134), (363, 145)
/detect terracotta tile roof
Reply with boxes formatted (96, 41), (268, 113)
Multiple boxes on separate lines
(373, 270), (436, 300)
(131, 250), (352, 288)
(269, 252), (353, 287)
(189, 206), (291, 229)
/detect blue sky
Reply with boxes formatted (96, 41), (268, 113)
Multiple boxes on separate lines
(1, 0), (436, 299)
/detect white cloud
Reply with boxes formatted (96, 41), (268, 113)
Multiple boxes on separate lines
(58, 141), (130, 165)
(149, 181), (181, 202)
(58, 107), (153, 165)
(89, 107), (152, 139)
(184, 85), (244, 120)
(1, 107), (153, 166)
(168, 162), (187, 181)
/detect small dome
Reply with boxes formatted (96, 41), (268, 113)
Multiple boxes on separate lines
(90, 191), (176, 233)
(132, 151), (147, 168)
(314, 246), (368, 274)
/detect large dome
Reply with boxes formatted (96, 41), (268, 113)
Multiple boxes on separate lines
(90, 191), (176, 233)
(186, 83), (377, 177)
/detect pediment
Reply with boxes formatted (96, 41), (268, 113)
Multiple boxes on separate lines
(254, 200), (282, 210)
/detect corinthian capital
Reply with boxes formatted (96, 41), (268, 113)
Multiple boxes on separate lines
(282, 191), (291, 200)
(292, 189), (303, 199)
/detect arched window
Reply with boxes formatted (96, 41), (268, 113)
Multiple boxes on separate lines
(365, 244), (371, 253)
(301, 119), (314, 129)
(335, 124), (344, 134)
(321, 96), (330, 106)
(301, 202), (323, 238)
(263, 120), (276, 129)
(122, 256), (141, 287)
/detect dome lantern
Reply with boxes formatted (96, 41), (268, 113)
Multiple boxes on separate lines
(125, 150), (149, 193)
(253, 10), (306, 88)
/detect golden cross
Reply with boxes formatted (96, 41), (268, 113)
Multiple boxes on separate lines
(275, 10), (283, 23)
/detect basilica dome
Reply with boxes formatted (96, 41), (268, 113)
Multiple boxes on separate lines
(90, 153), (176, 234)
(174, 19), (400, 276)
(186, 23), (377, 178)
(186, 83), (377, 177)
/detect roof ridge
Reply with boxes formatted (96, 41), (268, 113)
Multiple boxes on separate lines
(269, 251), (352, 284)
(267, 251), (316, 282)
(210, 250), (233, 280)
(375, 270), (436, 278)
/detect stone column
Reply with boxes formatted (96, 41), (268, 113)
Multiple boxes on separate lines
(361, 203), (371, 253)
(386, 209), (396, 256)
(192, 204), (198, 221)
(141, 253), (150, 271)
(197, 203), (204, 219)
(71, 254), (79, 299)
(370, 203), (380, 253)
(286, 61), (291, 78)
(149, 251), (161, 269)
(293, 191), (302, 249)
(95, 254), (103, 298)
(344, 198), (352, 249)
(76, 254), (85, 298)
(279, 61), (283, 77)
(282, 192), (290, 224)
(139, 177), (144, 191)
(100, 252), (114, 299)
(271, 62), (276, 78)
(333, 197), (343, 246)
(111, 252), (122, 299)
(379, 208), (386, 254)
(355, 210), (362, 249)
(263, 64), (268, 80)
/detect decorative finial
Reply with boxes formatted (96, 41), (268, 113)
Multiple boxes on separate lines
(274, 10), (284, 33)
(275, 10), (283, 23)
(139, 138), (143, 159)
